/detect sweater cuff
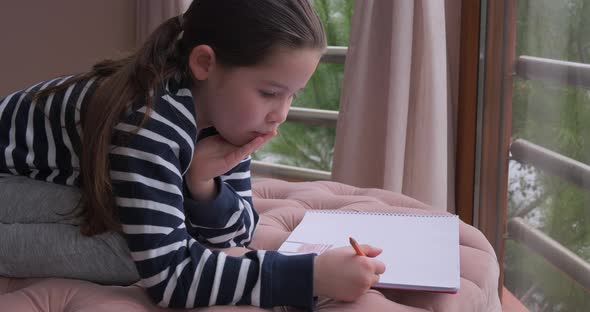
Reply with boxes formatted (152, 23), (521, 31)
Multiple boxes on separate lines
(262, 252), (315, 309)
(183, 177), (237, 227)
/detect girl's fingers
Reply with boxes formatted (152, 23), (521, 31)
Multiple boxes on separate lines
(373, 260), (386, 275)
(359, 244), (383, 257)
(264, 129), (278, 140)
(240, 131), (275, 156)
(226, 136), (264, 165)
(223, 131), (276, 168)
(243, 136), (266, 154)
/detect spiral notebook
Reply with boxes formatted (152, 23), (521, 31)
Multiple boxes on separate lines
(278, 210), (460, 293)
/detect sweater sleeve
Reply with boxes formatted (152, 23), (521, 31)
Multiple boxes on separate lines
(109, 101), (315, 309)
(183, 156), (258, 248)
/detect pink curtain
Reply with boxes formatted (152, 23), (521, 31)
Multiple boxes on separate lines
(332, 0), (461, 212)
(135, 0), (191, 47)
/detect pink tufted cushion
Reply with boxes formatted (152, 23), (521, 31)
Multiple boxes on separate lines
(0, 178), (501, 311)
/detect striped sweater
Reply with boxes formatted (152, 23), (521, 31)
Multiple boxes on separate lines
(0, 75), (315, 309)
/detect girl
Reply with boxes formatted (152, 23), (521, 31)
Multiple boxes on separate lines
(0, 0), (385, 310)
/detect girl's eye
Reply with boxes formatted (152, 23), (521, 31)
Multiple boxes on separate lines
(259, 90), (277, 98)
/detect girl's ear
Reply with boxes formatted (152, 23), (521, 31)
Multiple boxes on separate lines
(188, 45), (216, 81)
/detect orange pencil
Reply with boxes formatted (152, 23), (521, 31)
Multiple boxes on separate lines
(349, 236), (366, 256)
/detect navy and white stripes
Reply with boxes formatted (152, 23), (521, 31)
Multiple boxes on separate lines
(0, 75), (92, 185)
(0, 75), (315, 309)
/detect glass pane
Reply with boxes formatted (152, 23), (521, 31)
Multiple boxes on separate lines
(252, 0), (353, 173)
(505, 0), (590, 311)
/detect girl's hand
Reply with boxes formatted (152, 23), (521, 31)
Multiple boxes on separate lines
(185, 130), (276, 198)
(313, 245), (386, 302)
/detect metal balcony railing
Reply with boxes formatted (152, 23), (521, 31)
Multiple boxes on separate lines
(508, 56), (590, 291)
(251, 160), (331, 181)
(515, 55), (590, 89)
(286, 107), (338, 127)
(507, 217), (590, 291)
(320, 46), (348, 64)
(510, 139), (590, 192)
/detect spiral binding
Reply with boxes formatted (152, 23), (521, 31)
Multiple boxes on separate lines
(306, 209), (457, 218)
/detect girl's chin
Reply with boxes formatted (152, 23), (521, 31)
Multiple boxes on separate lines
(227, 134), (254, 146)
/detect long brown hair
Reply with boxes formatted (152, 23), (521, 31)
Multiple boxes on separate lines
(36, 0), (325, 236)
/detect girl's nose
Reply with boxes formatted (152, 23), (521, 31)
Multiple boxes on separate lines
(266, 101), (290, 125)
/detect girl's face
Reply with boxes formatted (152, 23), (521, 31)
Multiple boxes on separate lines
(192, 46), (322, 146)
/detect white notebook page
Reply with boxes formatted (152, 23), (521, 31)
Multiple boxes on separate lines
(279, 210), (460, 292)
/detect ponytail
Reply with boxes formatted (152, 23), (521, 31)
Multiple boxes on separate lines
(32, 0), (326, 236)
(75, 15), (186, 235)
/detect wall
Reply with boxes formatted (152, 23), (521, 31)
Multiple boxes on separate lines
(0, 0), (136, 95)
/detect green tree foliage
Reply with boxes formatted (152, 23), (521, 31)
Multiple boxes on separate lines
(507, 0), (590, 310)
(252, 0), (354, 171)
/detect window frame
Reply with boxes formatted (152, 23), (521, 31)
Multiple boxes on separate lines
(456, 0), (516, 295)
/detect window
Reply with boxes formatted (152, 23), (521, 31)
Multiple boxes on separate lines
(504, 1), (590, 310)
(465, 1), (590, 310)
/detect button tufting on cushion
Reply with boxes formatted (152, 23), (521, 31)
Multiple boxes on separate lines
(0, 178), (501, 312)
